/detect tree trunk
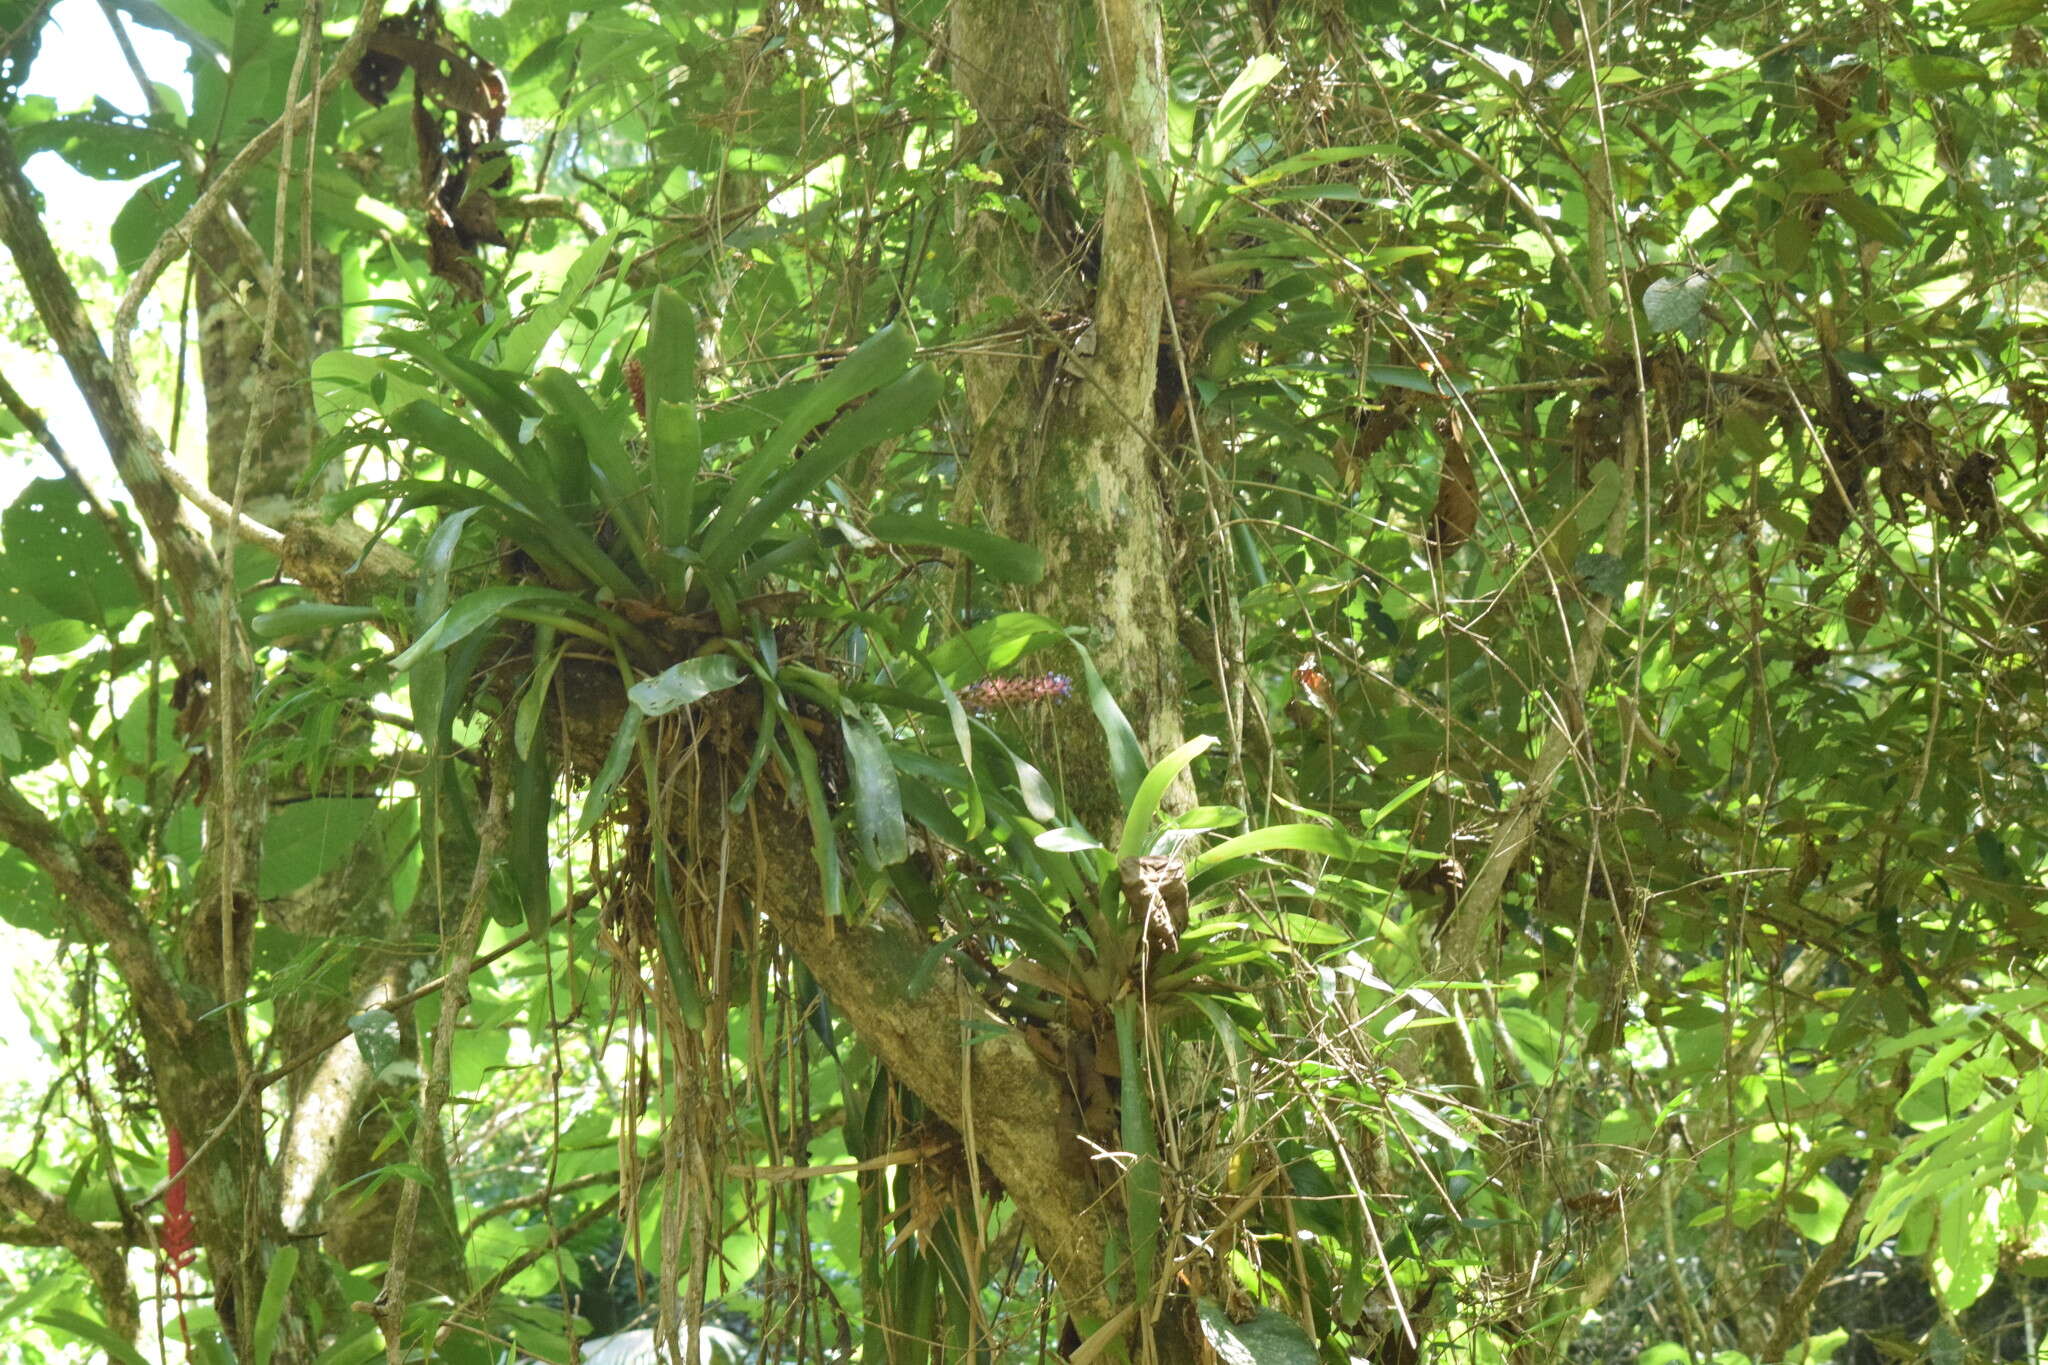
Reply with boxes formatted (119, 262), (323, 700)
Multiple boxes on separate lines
(950, 0), (1187, 836)
(191, 198), (473, 1311)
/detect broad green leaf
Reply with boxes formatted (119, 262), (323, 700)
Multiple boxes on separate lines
(258, 798), (379, 898)
(1643, 272), (1709, 334)
(628, 653), (747, 717)
(1, 477), (144, 626)
(346, 1007), (401, 1075)
(1959, 0), (2043, 22)
(1117, 733), (1218, 861)
(1885, 54), (1989, 93)
(33, 1311), (152, 1365)
(1828, 192), (1910, 248)
(0, 852), (60, 936)
(1194, 1298), (1319, 1364)
(1577, 458), (1623, 536)
(1933, 1186), (1998, 1311)
(928, 612), (1066, 684)
(840, 709), (909, 868)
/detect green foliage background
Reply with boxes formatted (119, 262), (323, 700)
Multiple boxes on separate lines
(1, 0), (2046, 1362)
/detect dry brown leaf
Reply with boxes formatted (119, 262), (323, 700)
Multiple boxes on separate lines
(1427, 414), (1478, 556)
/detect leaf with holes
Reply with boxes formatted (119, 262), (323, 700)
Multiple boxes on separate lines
(629, 654), (747, 717)
(1196, 1301), (1319, 1365)
(1, 478), (143, 626)
(1644, 272), (1711, 334)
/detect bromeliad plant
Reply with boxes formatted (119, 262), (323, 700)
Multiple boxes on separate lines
(273, 282), (1435, 1356)
(257, 283), (1033, 922)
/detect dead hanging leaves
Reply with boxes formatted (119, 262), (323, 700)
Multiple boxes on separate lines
(1426, 412), (1479, 558)
(351, 1), (512, 298)
(1802, 348), (2003, 553)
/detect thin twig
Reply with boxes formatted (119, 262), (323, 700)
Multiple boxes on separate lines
(370, 768), (511, 1359)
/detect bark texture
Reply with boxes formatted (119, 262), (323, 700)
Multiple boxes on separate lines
(950, 0), (1186, 836)
(725, 793), (1121, 1324)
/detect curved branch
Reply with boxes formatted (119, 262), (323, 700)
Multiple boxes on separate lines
(0, 776), (193, 1052)
(498, 193), (607, 239)
(732, 799), (1121, 1325)
(0, 1170), (143, 1344)
(103, 0), (389, 557)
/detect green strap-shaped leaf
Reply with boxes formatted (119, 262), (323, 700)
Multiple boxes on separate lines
(1115, 996), (1162, 1305)
(1182, 53), (1286, 232)
(927, 664), (984, 839)
(392, 584), (591, 671)
(1117, 733), (1219, 862)
(1070, 638), (1147, 812)
(696, 322), (916, 563)
(390, 399), (552, 514)
(498, 229), (619, 371)
(249, 1245), (300, 1365)
(514, 631), (563, 760)
(380, 330), (539, 448)
(775, 706), (842, 921)
(32, 1311), (153, 1365)
(867, 512), (1046, 584)
(1191, 821), (1358, 873)
(509, 733), (553, 940)
(331, 477), (558, 564)
(387, 402), (632, 595)
(250, 601), (379, 639)
(533, 367), (653, 572)
(840, 709), (909, 869)
(702, 362), (942, 576)
(646, 288), (704, 577)
(575, 708), (644, 836)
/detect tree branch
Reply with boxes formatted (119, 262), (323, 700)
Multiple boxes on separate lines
(498, 193), (607, 239)
(0, 124), (222, 640)
(731, 799), (1121, 1325)
(0, 1169), (143, 1344)
(0, 776), (194, 1052)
